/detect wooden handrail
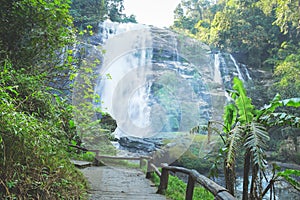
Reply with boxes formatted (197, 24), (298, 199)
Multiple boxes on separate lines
(150, 163), (162, 177)
(154, 163), (236, 200)
(97, 155), (151, 160)
(69, 145), (235, 200)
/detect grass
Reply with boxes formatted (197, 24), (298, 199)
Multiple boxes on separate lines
(151, 171), (214, 200)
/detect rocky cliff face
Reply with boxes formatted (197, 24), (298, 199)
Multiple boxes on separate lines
(90, 21), (254, 139)
(73, 21), (299, 167)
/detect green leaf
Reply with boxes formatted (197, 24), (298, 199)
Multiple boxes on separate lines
(69, 120), (75, 128)
(223, 103), (237, 133)
(225, 126), (241, 167)
(232, 77), (254, 124)
(277, 169), (300, 191)
(282, 98), (300, 107)
(244, 122), (269, 169)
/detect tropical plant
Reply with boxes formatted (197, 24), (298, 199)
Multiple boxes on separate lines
(220, 77), (270, 199)
(209, 77), (299, 200)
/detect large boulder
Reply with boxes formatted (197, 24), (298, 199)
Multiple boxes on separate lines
(118, 136), (162, 153)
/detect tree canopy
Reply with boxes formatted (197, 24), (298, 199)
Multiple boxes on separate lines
(172, 0), (300, 98)
(70, 0), (137, 31)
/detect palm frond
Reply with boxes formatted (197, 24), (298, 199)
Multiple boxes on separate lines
(244, 122), (270, 169)
(225, 126), (242, 167)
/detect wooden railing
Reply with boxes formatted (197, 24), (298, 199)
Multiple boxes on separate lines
(146, 160), (236, 200)
(96, 155), (151, 168)
(97, 155), (236, 200)
(69, 145), (236, 200)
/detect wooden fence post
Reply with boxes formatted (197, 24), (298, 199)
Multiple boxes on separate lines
(139, 158), (144, 168)
(146, 159), (153, 179)
(186, 175), (195, 200)
(157, 168), (169, 194)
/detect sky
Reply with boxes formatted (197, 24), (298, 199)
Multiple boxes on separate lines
(123, 0), (182, 28)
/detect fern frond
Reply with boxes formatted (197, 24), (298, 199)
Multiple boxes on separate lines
(245, 122), (269, 169)
(259, 112), (300, 128)
(225, 126), (242, 167)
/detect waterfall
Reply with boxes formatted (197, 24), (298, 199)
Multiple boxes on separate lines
(213, 53), (222, 84)
(100, 20), (148, 42)
(95, 22), (154, 138)
(71, 20), (258, 166)
(229, 54), (252, 81)
(128, 82), (152, 128)
(92, 21), (253, 139)
(242, 64), (252, 80)
(230, 54), (244, 81)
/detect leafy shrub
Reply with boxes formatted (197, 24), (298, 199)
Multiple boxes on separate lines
(0, 61), (87, 199)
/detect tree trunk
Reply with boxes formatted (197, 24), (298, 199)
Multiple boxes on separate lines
(242, 150), (251, 200)
(250, 163), (259, 199)
(224, 160), (235, 195)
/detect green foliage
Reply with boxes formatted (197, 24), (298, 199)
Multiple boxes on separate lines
(209, 77), (299, 199)
(70, 0), (137, 31)
(71, 46), (116, 152)
(276, 169), (300, 191)
(225, 126), (241, 168)
(223, 103), (237, 133)
(257, 0), (300, 34)
(0, 0), (75, 74)
(152, 172), (214, 200)
(232, 77), (255, 124)
(245, 122), (269, 168)
(173, 0), (300, 96)
(0, 61), (87, 199)
(258, 93), (300, 127)
(273, 51), (300, 98)
(224, 78), (269, 171)
(72, 151), (96, 162)
(70, 0), (107, 31)
(261, 165), (300, 198)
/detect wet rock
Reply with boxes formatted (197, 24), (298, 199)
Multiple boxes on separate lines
(118, 136), (162, 153)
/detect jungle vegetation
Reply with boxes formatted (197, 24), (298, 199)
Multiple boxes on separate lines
(172, 0), (300, 99)
(0, 0), (130, 198)
(172, 1), (300, 199)
(0, 0), (299, 199)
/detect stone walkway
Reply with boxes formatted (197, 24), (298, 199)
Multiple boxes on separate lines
(81, 166), (166, 200)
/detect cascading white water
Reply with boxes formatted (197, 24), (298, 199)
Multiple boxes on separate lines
(230, 54), (244, 81)
(242, 64), (252, 80)
(100, 20), (148, 42)
(128, 82), (152, 128)
(214, 53), (222, 84)
(229, 54), (252, 81)
(95, 21), (253, 139)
